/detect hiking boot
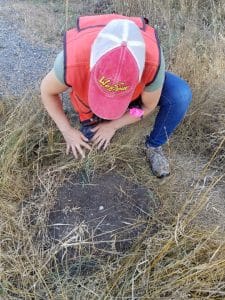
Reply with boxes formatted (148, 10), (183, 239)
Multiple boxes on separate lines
(146, 146), (170, 178)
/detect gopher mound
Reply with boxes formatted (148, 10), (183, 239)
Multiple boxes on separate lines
(48, 171), (160, 255)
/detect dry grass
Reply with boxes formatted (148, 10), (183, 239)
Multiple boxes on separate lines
(1, 0), (225, 299)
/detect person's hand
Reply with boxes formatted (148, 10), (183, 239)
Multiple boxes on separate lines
(91, 122), (117, 150)
(62, 127), (92, 159)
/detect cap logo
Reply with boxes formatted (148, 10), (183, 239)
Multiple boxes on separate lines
(98, 76), (129, 92)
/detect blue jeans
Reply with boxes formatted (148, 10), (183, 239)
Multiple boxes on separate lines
(80, 124), (95, 140)
(146, 72), (192, 147)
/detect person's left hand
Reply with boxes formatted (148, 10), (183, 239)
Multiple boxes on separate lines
(91, 122), (117, 150)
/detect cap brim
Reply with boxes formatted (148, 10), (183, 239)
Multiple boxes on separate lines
(88, 74), (136, 120)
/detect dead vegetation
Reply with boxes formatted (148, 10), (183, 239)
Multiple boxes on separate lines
(1, 0), (225, 299)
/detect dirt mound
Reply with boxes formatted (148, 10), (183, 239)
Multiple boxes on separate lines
(48, 171), (160, 255)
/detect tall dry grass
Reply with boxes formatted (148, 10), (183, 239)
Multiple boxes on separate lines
(1, 0), (225, 299)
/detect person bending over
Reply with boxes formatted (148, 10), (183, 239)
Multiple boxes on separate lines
(41, 14), (192, 178)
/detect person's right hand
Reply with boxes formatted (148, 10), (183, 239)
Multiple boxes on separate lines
(62, 127), (92, 159)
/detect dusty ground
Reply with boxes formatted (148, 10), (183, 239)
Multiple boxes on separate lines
(48, 171), (160, 254)
(0, 0), (60, 97)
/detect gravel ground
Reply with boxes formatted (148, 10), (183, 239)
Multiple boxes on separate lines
(0, 1), (58, 98)
(0, 0), (113, 99)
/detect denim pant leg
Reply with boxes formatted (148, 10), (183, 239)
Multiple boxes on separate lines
(146, 72), (192, 147)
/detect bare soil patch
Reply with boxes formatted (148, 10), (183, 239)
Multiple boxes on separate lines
(48, 171), (159, 255)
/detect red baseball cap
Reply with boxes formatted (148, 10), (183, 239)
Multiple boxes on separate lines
(88, 19), (146, 120)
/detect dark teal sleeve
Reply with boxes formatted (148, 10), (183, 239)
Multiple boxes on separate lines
(144, 48), (165, 92)
(53, 51), (65, 84)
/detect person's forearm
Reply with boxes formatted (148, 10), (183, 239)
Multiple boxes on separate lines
(41, 93), (72, 133)
(110, 106), (154, 130)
